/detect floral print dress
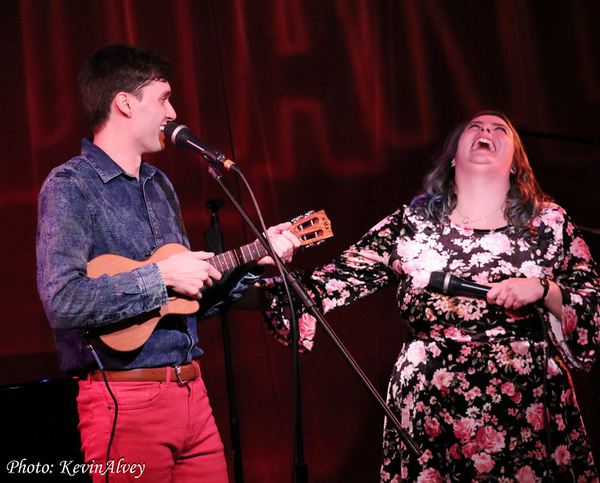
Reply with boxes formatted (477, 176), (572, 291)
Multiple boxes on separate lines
(261, 203), (600, 482)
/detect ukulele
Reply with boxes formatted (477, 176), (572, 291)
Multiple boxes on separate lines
(87, 210), (332, 351)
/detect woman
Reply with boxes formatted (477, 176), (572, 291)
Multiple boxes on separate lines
(261, 112), (600, 481)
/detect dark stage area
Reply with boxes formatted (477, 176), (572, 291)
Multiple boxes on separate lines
(1, 377), (85, 482)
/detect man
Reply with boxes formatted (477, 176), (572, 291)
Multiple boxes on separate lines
(36, 43), (299, 482)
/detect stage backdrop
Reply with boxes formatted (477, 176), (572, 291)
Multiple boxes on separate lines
(1, 1), (599, 482)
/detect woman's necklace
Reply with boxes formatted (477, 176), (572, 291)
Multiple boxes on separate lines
(454, 205), (503, 225)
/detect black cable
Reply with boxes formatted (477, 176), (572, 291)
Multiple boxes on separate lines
(529, 304), (552, 478)
(83, 333), (118, 483)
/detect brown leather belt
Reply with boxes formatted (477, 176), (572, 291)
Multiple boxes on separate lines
(88, 362), (199, 383)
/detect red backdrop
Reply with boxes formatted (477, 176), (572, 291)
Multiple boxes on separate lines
(1, 1), (599, 481)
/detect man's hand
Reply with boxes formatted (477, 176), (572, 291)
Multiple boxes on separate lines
(156, 251), (222, 299)
(257, 222), (302, 266)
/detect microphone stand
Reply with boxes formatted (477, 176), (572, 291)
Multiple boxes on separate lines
(204, 199), (244, 483)
(206, 166), (309, 481)
(205, 166), (422, 466)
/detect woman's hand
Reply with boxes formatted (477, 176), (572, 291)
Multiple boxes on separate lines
(487, 277), (562, 319)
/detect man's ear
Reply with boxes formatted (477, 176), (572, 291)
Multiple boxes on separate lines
(114, 92), (132, 118)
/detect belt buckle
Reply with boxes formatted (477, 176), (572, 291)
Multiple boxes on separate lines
(174, 365), (184, 384)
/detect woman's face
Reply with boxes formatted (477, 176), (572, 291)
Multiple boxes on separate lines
(454, 114), (515, 176)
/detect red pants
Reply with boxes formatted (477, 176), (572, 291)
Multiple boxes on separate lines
(77, 364), (228, 482)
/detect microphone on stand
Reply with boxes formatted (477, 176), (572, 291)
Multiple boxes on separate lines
(162, 121), (240, 173)
(427, 271), (490, 298)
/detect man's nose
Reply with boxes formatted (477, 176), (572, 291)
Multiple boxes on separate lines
(167, 102), (177, 121)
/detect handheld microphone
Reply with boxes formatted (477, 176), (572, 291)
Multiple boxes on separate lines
(162, 122), (239, 172)
(428, 271), (490, 298)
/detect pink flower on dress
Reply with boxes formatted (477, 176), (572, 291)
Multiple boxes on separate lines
(563, 306), (577, 334)
(299, 313), (317, 351)
(449, 443), (462, 459)
(321, 262), (337, 273)
(356, 249), (381, 265)
(324, 278), (348, 293)
(418, 249), (448, 273)
(510, 340), (530, 355)
(526, 402), (546, 431)
(547, 358), (560, 376)
(432, 368), (454, 393)
(570, 237), (592, 261)
(475, 426), (506, 453)
(515, 465), (536, 483)
(551, 445), (571, 466)
(406, 341), (427, 365)
(500, 381), (516, 397)
(540, 206), (563, 227)
(578, 328), (589, 346)
(460, 345), (472, 356)
(412, 270), (432, 288)
(396, 239), (422, 259)
(424, 417), (441, 438)
(480, 232), (512, 255)
(322, 297), (337, 313)
(443, 326), (466, 341)
(401, 406), (411, 428)
(465, 387), (482, 401)
(471, 452), (495, 473)
(485, 327), (506, 338)
(519, 260), (543, 278)
(428, 342), (441, 358)
(462, 441), (479, 459)
(416, 468), (443, 483)
(417, 449), (433, 465)
(453, 417), (477, 441)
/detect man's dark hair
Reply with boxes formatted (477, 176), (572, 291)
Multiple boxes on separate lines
(77, 43), (174, 130)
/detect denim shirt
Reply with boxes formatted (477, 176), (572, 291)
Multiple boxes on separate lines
(37, 139), (260, 375)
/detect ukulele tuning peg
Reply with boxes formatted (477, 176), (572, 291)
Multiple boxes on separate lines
(291, 210), (314, 223)
(306, 240), (325, 248)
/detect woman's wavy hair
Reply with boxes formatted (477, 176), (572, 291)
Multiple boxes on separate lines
(410, 111), (551, 237)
